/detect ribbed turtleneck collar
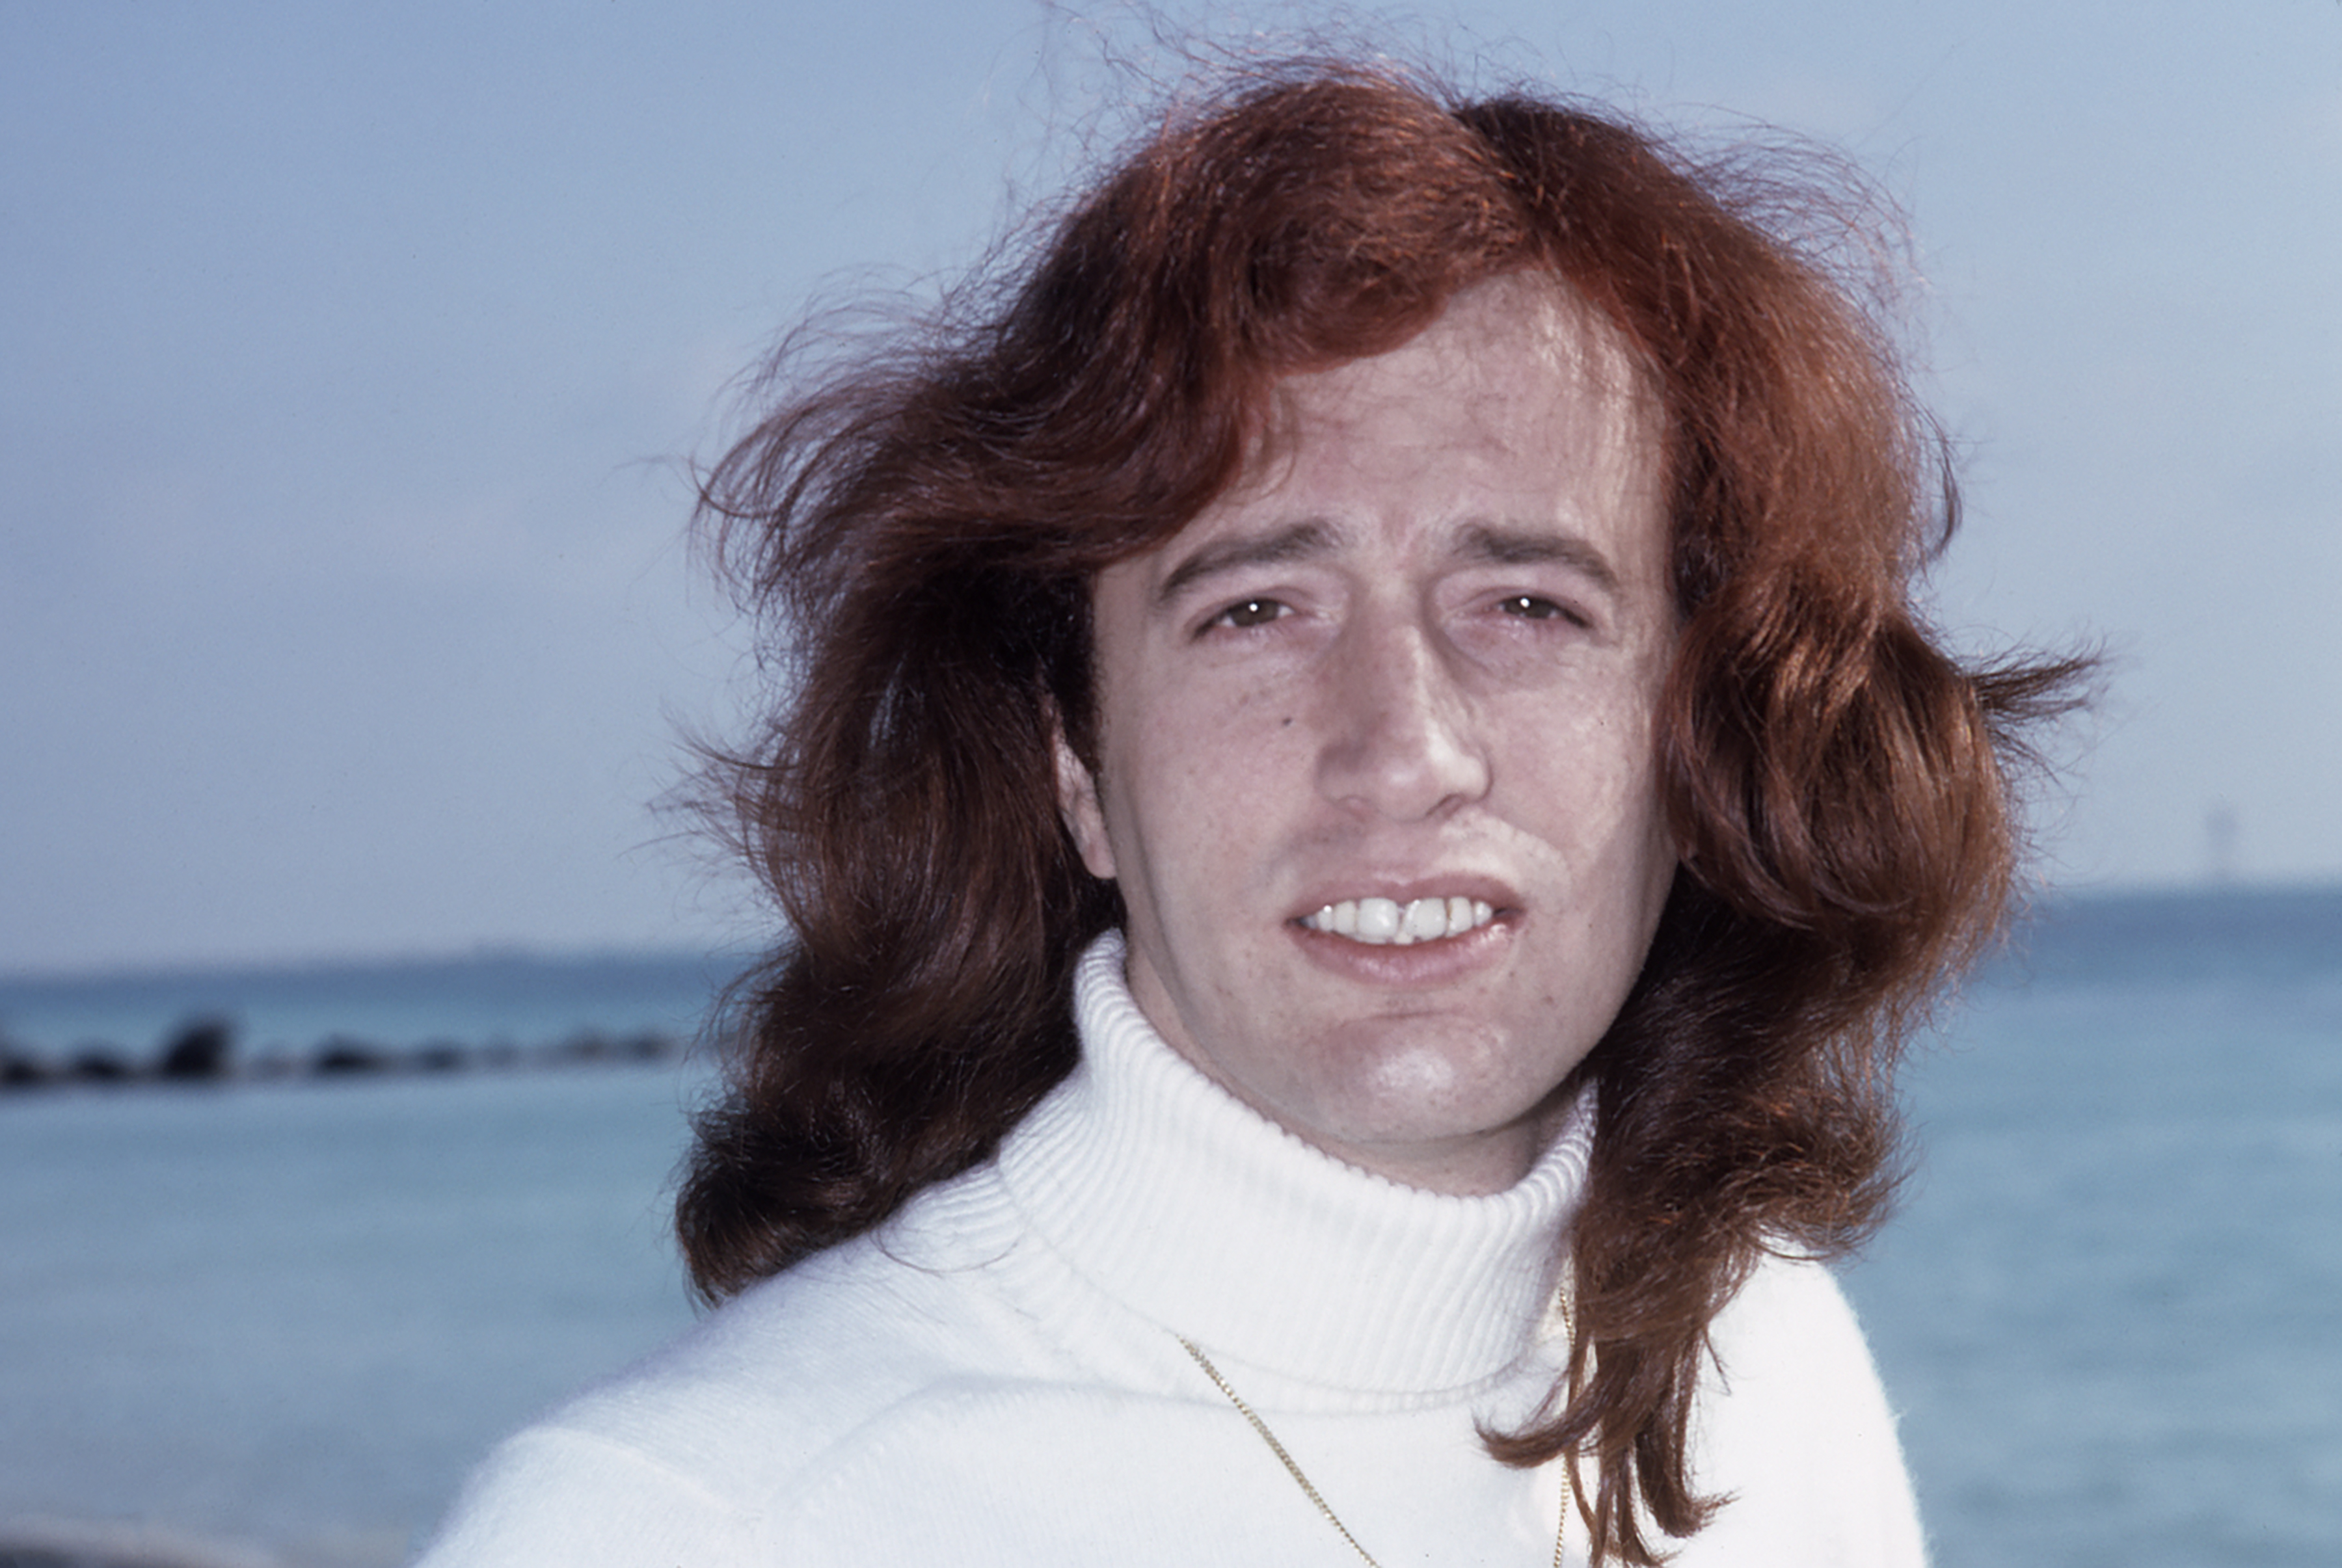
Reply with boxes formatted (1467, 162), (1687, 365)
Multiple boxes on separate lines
(994, 931), (1590, 1396)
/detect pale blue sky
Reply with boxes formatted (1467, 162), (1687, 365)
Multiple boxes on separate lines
(4, 1), (2337, 971)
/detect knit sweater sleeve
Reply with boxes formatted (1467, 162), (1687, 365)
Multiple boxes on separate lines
(410, 1422), (759, 1568)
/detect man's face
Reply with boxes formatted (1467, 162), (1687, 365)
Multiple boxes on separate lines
(1057, 275), (1678, 1195)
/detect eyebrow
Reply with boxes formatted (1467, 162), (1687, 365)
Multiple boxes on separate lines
(1153, 520), (1336, 605)
(1451, 522), (1622, 596)
(1150, 516), (1626, 607)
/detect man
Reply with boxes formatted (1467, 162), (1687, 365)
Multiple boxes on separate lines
(419, 64), (2075, 1567)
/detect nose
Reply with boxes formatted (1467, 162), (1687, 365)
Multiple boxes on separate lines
(1313, 615), (1490, 820)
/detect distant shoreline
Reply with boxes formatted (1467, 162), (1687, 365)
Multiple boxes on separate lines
(0, 946), (721, 1085)
(0, 1018), (684, 1096)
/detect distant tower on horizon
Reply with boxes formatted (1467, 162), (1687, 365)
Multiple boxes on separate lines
(2204, 800), (2241, 884)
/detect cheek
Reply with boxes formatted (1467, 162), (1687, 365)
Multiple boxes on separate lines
(1505, 688), (1671, 860)
(1517, 690), (1652, 786)
(1097, 723), (1232, 885)
(1107, 714), (1300, 907)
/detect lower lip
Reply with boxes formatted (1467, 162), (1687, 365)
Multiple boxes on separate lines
(1288, 914), (1514, 986)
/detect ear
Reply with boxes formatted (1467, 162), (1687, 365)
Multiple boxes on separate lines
(1052, 726), (1118, 881)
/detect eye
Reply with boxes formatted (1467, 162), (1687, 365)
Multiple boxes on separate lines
(1499, 589), (1593, 627)
(1205, 597), (1289, 631)
(1489, 592), (1602, 636)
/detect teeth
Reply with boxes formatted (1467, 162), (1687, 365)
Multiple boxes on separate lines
(1302, 896), (1496, 945)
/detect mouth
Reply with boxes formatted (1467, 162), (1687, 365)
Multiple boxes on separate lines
(1299, 895), (1498, 946)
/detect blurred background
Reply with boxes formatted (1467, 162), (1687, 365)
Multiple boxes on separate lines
(3, 3), (2335, 1565)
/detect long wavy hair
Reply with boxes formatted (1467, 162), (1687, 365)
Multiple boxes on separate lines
(680, 64), (2082, 1564)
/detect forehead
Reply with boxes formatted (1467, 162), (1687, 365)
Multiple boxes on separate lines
(1121, 275), (1669, 596)
(1265, 274), (1656, 466)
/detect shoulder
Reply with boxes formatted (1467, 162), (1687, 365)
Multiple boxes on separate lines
(1704, 1248), (1884, 1399)
(413, 1166), (1073, 1566)
(1675, 1253), (1929, 1567)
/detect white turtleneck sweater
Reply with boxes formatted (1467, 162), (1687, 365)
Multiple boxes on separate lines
(414, 935), (1926, 1566)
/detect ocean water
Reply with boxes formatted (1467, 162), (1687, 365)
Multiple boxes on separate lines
(2, 891), (2336, 1566)
(1842, 886), (2342, 1567)
(0, 953), (725, 1567)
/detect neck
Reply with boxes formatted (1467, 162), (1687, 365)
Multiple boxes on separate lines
(992, 931), (1593, 1391)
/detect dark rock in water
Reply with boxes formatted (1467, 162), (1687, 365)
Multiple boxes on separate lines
(556, 1030), (613, 1062)
(156, 1017), (236, 1081)
(621, 1030), (677, 1061)
(1, 1050), (51, 1090)
(554, 1029), (678, 1065)
(312, 1037), (389, 1074)
(65, 1047), (135, 1083)
(412, 1041), (468, 1072)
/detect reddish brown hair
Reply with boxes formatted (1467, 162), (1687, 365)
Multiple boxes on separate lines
(681, 64), (2081, 1563)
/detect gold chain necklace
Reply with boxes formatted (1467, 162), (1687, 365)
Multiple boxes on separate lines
(1176, 1333), (1572, 1568)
